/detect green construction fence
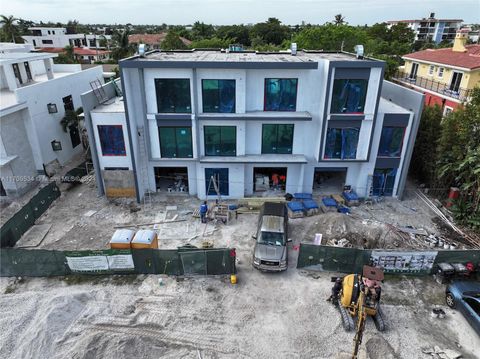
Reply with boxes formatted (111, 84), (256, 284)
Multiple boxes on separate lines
(0, 182), (60, 247)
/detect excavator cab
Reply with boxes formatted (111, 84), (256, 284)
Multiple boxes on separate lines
(335, 265), (386, 332)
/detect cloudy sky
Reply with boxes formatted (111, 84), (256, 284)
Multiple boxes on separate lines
(3, 0), (479, 25)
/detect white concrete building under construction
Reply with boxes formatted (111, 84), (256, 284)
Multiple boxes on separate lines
(81, 48), (424, 202)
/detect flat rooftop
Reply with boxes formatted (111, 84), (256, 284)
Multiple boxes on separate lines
(91, 96), (126, 113)
(122, 50), (382, 68)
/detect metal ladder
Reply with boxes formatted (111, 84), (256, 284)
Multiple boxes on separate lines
(89, 79), (108, 104)
(110, 77), (123, 97)
(137, 126), (151, 207)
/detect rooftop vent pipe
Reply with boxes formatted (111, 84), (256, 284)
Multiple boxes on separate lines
(138, 43), (146, 57)
(354, 45), (364, 59)
(291, 42), (297, 56)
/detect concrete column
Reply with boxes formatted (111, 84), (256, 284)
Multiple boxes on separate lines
(43, 58), (54, 80)
(3, 65), (18, 91)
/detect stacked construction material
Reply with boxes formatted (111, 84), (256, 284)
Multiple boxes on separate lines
(303, 199), (319, 216)
(109, 229), (135, 249)
(287, 201), (304, 218)
(342, 191), (359, 206)
(131, 229), (159, 249)
(320, 197), (338, 213)
(293, 193), (312, 200)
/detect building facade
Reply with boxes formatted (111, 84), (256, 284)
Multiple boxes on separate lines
(22, 27), (111, 50)
(393, 29), (480, 114)
(387, 13), (463, 44)
(0, 47), (103, 198)
(82, 49), (424, 202)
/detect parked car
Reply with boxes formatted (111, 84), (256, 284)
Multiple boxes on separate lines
(252, 202), (289, 272)
(445, 281), (480, 335)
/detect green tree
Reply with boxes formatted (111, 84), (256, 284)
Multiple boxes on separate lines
(190, 37), (231, 49)
(111, 29), (135, 61)
(66, 19), (79, 34)
(410, 105), (443, 186)
(0, 15), (18, 43)
(161, 31), (187, 50)
(216, 25), (251, 46)
(191, 21), (215, 40)
(250, 18), (291, 46)
(293, 24), (368, 52)
(333, 14), (345, 26)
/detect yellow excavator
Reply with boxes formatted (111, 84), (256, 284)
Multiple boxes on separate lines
(331, 265), (386, 359)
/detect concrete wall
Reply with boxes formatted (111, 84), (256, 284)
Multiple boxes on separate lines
(15, 66), (103, 171)
(0, 108), (38, 196)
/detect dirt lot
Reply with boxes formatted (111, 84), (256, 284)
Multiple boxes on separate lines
(2, 182), (479, 358)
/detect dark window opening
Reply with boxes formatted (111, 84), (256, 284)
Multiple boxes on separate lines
(42, 39), (53, 44)
(324, 128), (359, 159)
(89, 39), (96, 47)
(12, 63), (22, 84)
(158, 127), (193, 158)
(313, 168), (347, 194)
(261, 124), (294, 154)
(0, 180), (6, 196)
(204, 126), (236, 156)
(331, 79), (368, 114)
(253, 167), (287, 192)
(264, 78), (298, 111)
(154, 166), (188, 192)
(69, 124), (81, 148)
(202, 79), (235, 113)
(378, 127), (405, 157)
(372, 168), (397, 197)
(62, 95), (74, 111)
(97, 125), (126, 156)
(24, 62), (32, 81)
(155, 79), (191, 113)
(205, 168), (229, 196)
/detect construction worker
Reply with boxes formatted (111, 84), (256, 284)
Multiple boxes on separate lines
(272, 173), (279, 190)
(200, 201), (208, 223)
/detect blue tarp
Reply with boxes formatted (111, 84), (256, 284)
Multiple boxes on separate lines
(293, 193), (312, 200)
(287, 201), (304, 212)
(342, 191), (358, 201)
(322, 197), (337, 207)
(303, 199), (319, 209)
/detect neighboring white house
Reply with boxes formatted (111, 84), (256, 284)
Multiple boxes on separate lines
(0, 46), (104, 198)
(22, 27), (111, 50)
(81, 49), (424, 202)
(387, 13), (463, 44)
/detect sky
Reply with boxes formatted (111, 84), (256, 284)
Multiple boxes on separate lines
(2, 0), (479, 25)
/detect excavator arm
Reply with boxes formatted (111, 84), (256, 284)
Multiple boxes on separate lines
(352, 290), (367, 359)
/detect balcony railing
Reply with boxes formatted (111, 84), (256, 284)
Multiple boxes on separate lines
(392, 70), (472, 102)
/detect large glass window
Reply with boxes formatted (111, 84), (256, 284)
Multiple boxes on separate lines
(202, 79), (235, 113)
(97, 125), (126, 156)
(331, 79), (368, 114)
(324, 128), (359, 159)
(204, 126), (236, 156)
(155, 79), (191, 113)
(262, 124), (294, 154)
(264, 79), (298, 111)
(158, 127), (193, 158)
(378, 127), (405, 157)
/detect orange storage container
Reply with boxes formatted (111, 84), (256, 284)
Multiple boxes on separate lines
(109, 229), (135, 249)
(131, 229), (158, 249)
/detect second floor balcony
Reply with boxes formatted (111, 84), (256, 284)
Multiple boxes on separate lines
(392, 70), (471, 103)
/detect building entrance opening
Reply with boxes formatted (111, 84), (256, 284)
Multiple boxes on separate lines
(313, 168), (347, 195)
(253, 167), (287, 193)
(154, 167), (188, 193)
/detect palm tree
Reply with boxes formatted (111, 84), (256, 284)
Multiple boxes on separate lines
(333, 14), (345, 26)
(0, 15), (19, 43)
(111, 29), (134, 61)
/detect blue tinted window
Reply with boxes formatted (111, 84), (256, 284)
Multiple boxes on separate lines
(378, 127), (405, 157)
(202, 80), (235, 113)
(324, 128), (359, 159)
(331, 79), (368, 113)
(97, 125), (126, 156)
(264, 79), (298, 111)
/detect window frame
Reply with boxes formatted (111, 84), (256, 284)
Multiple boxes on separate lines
(330, 79), (368, 114)
(155, 78), (192, 114)
(377, 126), (406, 158)
(428, 65), (435, 76)
(97, 125), (127, 156)
(158, 126), (193, 158)
(201, 79), (236, 113)
(261, 124), (294, 154)
(438, 67), (445, 78)
(323, 127), (360, 160)
(203, 125), (237, 157)
(264, 78), (298, 112)
(62, 95), (74, 112)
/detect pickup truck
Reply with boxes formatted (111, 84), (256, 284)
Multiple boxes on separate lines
(252, 202), (289, 272)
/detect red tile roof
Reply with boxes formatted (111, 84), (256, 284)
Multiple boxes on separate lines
(128, 33), (192, 46)
(403, 45), (480, 70)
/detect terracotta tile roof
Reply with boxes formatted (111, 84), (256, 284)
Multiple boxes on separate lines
(403, 45), (480, 70)
(128, 33), (192, 46)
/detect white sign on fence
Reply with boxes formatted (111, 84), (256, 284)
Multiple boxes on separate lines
(66, 255), (109, 272)
(65, 250), (135, 272)
(107, 254), (135, 270)
(370, 250), (438, 273)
